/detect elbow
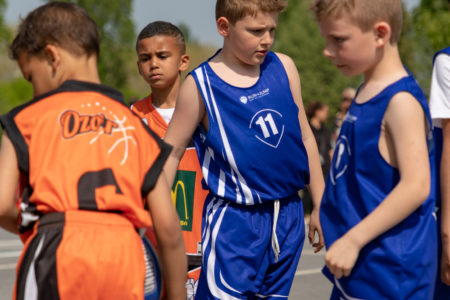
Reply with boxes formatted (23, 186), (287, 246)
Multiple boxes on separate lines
(409, 175), (431, 205)
(155, 219), (184, 250)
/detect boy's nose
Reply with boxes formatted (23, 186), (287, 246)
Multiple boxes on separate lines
(261, 31), (274, 46)
(323, 46), (335, 58)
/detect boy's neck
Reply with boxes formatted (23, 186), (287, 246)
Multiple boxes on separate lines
(209, 47), (262, 88)
(357, 44), (408, 103)
(150, 76), (181, 109)
(63, 55), (101, 85)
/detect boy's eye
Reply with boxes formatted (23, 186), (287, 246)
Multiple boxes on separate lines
(334, 37), (346, 43)
(250, 29), (264, 34)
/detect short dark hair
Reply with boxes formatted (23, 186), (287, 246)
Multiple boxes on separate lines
(136, 21), (186, 54)
(9, 2), (99, 60)
(306, 101), (327, 119)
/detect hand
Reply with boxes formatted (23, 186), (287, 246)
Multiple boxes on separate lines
(325, 234), (361, 279)
(441, 238), (450, 285)
(308, 208), (325, 253)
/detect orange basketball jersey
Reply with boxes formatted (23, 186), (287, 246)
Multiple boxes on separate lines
(1, 81), (171, 232)
(132, 95), (208, 256)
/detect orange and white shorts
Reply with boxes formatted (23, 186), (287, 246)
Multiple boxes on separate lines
(14, 210), (146, 300)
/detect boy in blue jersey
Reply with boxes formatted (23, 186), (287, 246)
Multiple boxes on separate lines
(163, 0), (326, 298)
(429, 46), (450, 299)
(311, 0), (438, 299)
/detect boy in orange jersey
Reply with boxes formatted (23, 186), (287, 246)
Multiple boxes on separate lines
(131, 21), (208, 299)
(0, 2), (186, 300)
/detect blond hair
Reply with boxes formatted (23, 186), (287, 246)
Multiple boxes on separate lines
(310, 0), (403, 44)
(216, 0), (287, 24)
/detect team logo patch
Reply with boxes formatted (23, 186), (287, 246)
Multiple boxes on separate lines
(249, 109), (285, 148)
(60, 110), (118, 139)
(171, 170), (196, 231)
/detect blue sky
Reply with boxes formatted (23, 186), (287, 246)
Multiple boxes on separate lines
(5, 0), (421, 48)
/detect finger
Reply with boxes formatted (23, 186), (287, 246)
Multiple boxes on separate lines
(308, 225), (315, 244)
(343, 267), (352, 277)
(333, 268), (343, 279)
(313, 242), (324, 253)
(442, 268), (450, 286)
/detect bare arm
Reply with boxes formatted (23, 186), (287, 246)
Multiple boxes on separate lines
(277, 53), (325, 252)
(164, 75), (205, 187)
(0, 132), (20, 234)
(325, 92), (431, 278)
(440, 118), (450, 285)
(146, 171), (186, 300)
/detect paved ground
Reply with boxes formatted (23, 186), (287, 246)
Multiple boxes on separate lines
(0, 227), (332, 299)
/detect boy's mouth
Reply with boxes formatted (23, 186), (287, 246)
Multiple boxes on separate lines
(150, 74), (162, 80)
(256, 50), (268, 56)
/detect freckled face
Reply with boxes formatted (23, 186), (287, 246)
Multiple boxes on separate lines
(226, 11), (278, 66)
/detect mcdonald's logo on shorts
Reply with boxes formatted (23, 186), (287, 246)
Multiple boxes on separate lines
(171, 170), (196, 231)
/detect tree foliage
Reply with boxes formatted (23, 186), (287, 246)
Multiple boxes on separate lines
(413, 0), (450, 53)
(0, 0), (11, 45)
(273, 0), (361, 118)
(45, 0), (136, 90)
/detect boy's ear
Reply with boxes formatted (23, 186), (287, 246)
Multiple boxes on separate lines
(44, 45), (61, 71)
(179, 54), (190, 72)
(217, 17), (230, 38)
(373, 22), (391, 47)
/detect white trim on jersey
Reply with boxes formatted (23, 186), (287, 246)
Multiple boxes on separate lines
(195, 68), (215, 122)
(202, 147), (213, 189)
(194, 66), (254, 205)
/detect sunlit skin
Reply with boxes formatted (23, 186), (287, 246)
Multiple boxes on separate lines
(18, 45), (100, 98)
(318, 16), (379, 78)
(316, 14), (433, 284)
(210, 11), (278, 86)
(18, 52), (59, 98)
(137, 35), (189, 108)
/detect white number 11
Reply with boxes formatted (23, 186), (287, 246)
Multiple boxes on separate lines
(255, 113), (279, 138)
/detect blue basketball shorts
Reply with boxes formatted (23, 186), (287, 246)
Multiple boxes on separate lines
(434, 211), (450, 299)
(195, 193), (305, 300)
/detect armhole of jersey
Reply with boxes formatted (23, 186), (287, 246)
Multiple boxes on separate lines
(141, 135), (173, 197)
(0, 112), (29, 174)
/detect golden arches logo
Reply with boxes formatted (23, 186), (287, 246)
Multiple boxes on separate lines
(171, 180), (189, 220)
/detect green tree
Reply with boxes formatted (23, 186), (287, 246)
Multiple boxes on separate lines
(273, 0), (361, 119)
(0, 0), (11, 45)
(414, 0), (450, 52)
(46, 0), (136, 91)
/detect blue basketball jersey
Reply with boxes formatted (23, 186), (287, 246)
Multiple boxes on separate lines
(190, 51), (309, 205)
(321, 75), (437, 299)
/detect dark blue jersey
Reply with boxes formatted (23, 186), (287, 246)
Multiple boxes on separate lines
(321, 75), (437, 299)
(190, 51), (309, 205)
